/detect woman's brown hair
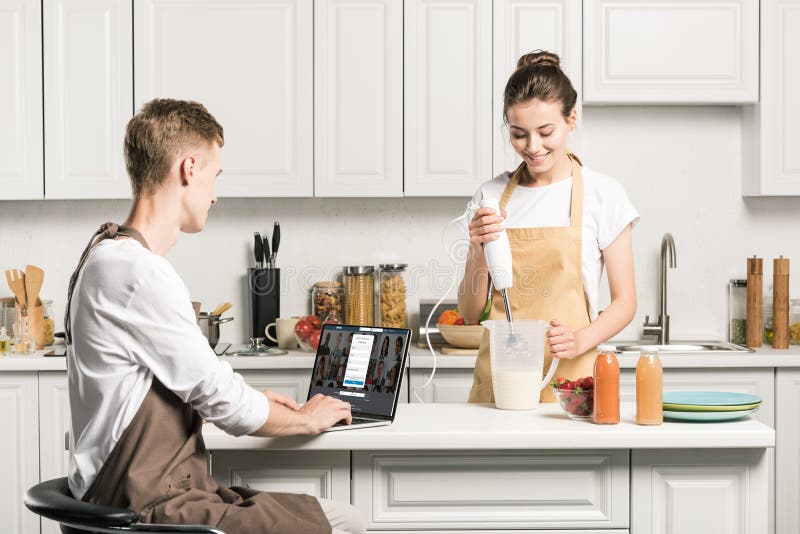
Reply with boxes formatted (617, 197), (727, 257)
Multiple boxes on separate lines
(503, 50), (577, 122)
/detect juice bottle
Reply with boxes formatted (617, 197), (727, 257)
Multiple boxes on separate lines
(636, 351), (663, 425)
(593, 351), (620, 424)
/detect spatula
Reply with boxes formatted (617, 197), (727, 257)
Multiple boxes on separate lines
(5, 269), (27, 309)
(25, 265), (44, 308)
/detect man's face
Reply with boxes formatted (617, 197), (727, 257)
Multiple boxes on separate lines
(181, 142), (221, 234)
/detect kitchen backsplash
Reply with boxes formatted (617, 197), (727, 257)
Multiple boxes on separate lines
(2, 106), (800, 344)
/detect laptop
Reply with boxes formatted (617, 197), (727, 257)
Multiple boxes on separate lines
(306, 323), (411, 431)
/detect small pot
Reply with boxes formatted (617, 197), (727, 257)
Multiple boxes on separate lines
(198, 313), (233, 349)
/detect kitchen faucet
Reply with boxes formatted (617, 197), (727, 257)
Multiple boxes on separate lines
(642, 233), (677, 345)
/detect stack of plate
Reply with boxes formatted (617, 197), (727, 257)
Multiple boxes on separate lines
(662, 391), (762, 422)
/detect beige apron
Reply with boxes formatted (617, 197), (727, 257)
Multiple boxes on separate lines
(468, 154), (597, 404)
(67, 223), (331, 534)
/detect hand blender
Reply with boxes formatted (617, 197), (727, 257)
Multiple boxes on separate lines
(479, 198), (518, 341)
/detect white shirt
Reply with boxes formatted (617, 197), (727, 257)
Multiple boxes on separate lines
(67, 239), (270, 499)
(462, 166), (639, 319)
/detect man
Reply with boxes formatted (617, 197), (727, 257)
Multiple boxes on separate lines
(65, 99), (362, 534)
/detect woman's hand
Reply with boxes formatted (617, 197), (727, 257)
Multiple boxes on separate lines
(467, 207), (508, 250)
(547, 319), (583, 359)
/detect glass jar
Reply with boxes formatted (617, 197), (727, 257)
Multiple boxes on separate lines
(312, 282), (344, 324)
(343, 266), (375, 326)
(378, 264), (408, 328)
(763, 302), (774, 344)
(0, 326), (10, 354)
(789, 299), (800, 345)
(635, 351), (663, 425)
(13, 309), (33, 355)
(728, 279), (747, 345)
(42, 299), (55, 346)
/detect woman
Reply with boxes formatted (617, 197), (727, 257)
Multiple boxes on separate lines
(377, 336), (390, 361)
(460, 50), (638, 404)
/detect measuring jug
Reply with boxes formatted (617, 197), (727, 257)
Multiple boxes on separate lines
(482, 319), (559, 410)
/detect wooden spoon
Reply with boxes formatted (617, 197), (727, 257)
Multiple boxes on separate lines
(4, 269), (27, 309)
(25, 265), (44, 308)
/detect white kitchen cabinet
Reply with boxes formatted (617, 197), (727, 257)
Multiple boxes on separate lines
(238, 369), (310, 404)
(492, 0), (583, 176)
(210, 450), (350, 501)
(314, 0), (402, 197)
(43, 0), (132, 199)
(0, 373), (40, 534)
(583, 0), (759, 104)
(632, 449), (769, 534)
(742, 0), (800, 196)
(408, 368), (473, 403)
(403, 0), (492, 196)
(776, 368), (800, 534)
(38, 373), (70, 534)
(0, 0), (43, 200)
(352, 449), (629, 530)
(134, 0), (313, 197)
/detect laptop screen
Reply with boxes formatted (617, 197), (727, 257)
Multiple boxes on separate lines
(307, 324), (411, 418)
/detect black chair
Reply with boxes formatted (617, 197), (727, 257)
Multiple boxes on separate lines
(25, 477), (225, 534)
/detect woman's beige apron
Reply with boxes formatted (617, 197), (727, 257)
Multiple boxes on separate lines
(66, 223), (331, 534)
(468, 154), (597, 405)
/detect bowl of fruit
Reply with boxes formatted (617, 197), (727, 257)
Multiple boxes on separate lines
(294, 315), (323, 352)
(552, 376), (594, 420)
(436, 309), (485, 348)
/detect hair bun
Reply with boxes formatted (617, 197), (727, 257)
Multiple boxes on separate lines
(517, 50), (561, 69)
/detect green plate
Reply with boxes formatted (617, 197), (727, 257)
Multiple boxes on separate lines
(663, 401), (762, 412)
(664, 408), (758, 422)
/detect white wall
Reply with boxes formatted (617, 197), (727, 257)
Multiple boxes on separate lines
(1, 105), (798, 344)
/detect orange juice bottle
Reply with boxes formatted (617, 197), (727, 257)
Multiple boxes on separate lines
(593, 351), (620, 424)
(636, 351), (663, 425)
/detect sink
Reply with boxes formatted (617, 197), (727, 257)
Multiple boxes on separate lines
(599, 341), (753, 354)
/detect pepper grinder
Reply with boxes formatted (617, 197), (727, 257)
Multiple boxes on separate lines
(746, 256), (762, 348)
(773, 257), (790, 349)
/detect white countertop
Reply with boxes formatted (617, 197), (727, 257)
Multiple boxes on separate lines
(3, 344), (800, 371)
(202, 402), (775, 451)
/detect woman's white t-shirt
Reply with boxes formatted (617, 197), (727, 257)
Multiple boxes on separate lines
(461, 166), (639, 320)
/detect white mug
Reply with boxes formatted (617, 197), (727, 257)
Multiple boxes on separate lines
(266, 317), (300, 349)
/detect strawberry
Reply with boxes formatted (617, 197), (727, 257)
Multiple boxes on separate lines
(454, 317), (466, 325)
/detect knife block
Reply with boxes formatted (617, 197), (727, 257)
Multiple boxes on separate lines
(249, 268), (280, 346)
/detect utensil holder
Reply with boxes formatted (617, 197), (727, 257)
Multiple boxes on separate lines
(249, 268), (280, 346)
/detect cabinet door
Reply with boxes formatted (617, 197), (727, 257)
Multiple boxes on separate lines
(134, 0), (313, 197)
(211, 450), (350, 502)
(38, 373), (71, 534)
(620, 367), (775, 426)
(0, 0), (42, 200)
(238, 369), (310, 404)
(314, 0), (402, 197)
(404, 0), (492, 196)
(742, 0), (800, 196)
(632, 449), (769, 534)
(408, 368), (473, 403)
(583, 0), (758, 104)
(44, 0), (133, 199)
(776, 368), (800, 534)
(493, 0), (582, 176)
(0, 373), (39, 534)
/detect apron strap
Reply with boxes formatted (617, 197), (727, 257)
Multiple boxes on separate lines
(567, 153), (584, 230)
(64, 223), (150, 345)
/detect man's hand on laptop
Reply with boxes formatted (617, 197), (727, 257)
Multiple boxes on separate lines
(251, 393), (352, 437)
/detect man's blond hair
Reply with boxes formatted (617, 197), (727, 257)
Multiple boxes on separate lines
(124, 98), (224, 197)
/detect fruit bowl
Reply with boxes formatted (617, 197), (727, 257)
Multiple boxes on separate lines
(294, 315), (322, 352)
(437, 324), (484, 348)
(552, 377), (594, 420)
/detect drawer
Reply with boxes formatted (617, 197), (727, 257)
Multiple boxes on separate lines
(352, 450), (629, 530)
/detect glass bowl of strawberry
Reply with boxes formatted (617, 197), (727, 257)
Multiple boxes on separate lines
(552, 376), (594, 420)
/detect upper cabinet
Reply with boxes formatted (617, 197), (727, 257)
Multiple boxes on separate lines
(583, 0), (759, 104)
(134, 0), (313, 197)
(403, 0), (492, 197)
(742, 0), (800, 196)
(492, 0), (582, 177)
(314, 0), (402, 197)
(44, 0), (132, 199)
(0, 0), (42, 200)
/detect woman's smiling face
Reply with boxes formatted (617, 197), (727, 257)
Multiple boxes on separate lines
(506, 98), (576, 179)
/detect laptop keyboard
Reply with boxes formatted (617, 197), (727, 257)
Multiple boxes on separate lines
(336, 417), (377, 426)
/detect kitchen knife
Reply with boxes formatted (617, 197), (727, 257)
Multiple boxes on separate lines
(262, 233), (271, 268)
(270, 222), (280, 269)
(254, 232), (263, 269)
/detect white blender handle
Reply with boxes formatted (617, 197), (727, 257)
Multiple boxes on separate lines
(540, 357), (560, 392)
